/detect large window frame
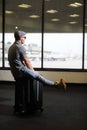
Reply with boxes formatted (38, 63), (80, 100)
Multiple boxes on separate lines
(0, 0), (87, 71)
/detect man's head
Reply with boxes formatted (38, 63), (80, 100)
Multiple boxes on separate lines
(14, 30), (26, 44)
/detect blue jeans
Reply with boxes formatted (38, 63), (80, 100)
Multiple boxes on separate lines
(22, 67), (55, 86)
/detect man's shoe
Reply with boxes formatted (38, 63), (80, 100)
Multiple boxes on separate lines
(55, 78), (67, 91)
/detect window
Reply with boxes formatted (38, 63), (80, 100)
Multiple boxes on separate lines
(5, 0), (42, 68)
(43, 0), (83, 69)
(0, 0), (2, 67)
(0, 0), (87, 71)
(84, 1), (87, 69)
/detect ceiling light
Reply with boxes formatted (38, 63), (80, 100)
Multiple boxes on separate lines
(69, 2), (83, 8)
(15, 26), (18, 29)
(46, 9), (58, 14)
(29, 15), (40, 18)
(69, 21), (78, 24)
(85, 24), (87, 27)
(5, 10), (14, 14)
(69, 14), (80, 17)
(51, 18), (60, 22)
(18, 4), (32, 8)
(74, 2), (83, 6)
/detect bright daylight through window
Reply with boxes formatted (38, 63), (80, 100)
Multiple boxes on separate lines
(0, 0), (87, 70)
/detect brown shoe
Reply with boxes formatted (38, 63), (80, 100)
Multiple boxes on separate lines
(55, 78), (67, 91)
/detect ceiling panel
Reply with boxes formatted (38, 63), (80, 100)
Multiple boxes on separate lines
(1, 0), (87, 32)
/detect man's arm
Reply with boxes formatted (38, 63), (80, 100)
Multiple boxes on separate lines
(23, 55), (35, 71)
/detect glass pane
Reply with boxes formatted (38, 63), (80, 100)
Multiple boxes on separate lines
(43, 0), (83, 69)
(5, 0), (42, 68)
(84, 2), (87, 69)
(0, 0), (2, 67)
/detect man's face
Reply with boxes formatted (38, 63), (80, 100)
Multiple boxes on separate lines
(20, 36), (26, 44)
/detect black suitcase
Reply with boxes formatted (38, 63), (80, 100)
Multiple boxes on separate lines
(15, 78), (43, 114)
(28, 79), (43, 112)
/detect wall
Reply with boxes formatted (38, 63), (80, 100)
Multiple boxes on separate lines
(0, 70), (87, 83)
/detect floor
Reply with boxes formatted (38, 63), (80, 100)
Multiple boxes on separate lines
(0, 83), (87, 130)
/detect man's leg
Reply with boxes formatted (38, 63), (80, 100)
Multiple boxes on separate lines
(23, 67), (55, 86)
(23, 67), (67, 90)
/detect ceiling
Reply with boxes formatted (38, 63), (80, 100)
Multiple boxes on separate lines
(0, 0), (87, 32)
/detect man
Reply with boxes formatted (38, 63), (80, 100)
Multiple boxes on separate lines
(8, 30), (67, 90)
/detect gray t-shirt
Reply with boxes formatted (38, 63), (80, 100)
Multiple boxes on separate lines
(8, 41), (27, 79)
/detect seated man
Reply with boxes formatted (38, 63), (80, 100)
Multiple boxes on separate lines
(8, 30), (67, 90)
